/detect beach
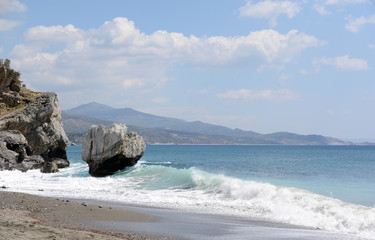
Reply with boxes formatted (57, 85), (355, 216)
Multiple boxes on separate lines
(0, 191), (175, 240)
(1, 190), (366, 240)
(1, 145), (374, 239)
(0, 145), (374, 239)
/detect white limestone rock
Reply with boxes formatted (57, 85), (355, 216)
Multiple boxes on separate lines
(82, 123), (145, 177)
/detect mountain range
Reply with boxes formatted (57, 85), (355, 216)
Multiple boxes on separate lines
(62, 102), (353, 145)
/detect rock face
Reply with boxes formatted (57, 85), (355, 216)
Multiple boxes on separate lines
(0, 93), (69, 162)
(0, 130), (44, 172)
(0, 59), (69, 173)
(82, 123), (146, 177)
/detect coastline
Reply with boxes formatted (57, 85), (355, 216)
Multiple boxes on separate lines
(0, 190), (366, 240)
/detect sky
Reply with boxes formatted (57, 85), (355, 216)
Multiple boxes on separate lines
(1, 0), (374, 140)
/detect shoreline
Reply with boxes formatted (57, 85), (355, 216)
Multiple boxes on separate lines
(0, 190), (365, 240)
(77, 200), (366, 240)
(0, 191), (178, 240)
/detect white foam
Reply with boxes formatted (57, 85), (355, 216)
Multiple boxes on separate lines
(1, 163), (374, 239)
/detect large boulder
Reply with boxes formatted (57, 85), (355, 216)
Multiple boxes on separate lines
(82, 123), (146, 177)
(0, 92), (69, 166)
(0, 130), (45, 172)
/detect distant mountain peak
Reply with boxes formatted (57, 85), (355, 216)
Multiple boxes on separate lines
(66, 102), (116, 114)
(80, 101), (115, 109)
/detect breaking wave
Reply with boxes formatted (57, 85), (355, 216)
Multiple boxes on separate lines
(1, 161), (374, 239)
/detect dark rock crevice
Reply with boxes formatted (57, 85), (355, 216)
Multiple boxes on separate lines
(0, 130), (45, 172)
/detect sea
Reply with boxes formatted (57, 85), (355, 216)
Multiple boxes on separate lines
(1, 145), (375, 239)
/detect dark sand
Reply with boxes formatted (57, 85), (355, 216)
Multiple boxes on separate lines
(0, 190), (364, 240)
(0, 191), (177, 240)
(84, 203), (364, 240)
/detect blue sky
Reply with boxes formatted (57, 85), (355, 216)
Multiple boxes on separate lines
(1, 0), (374, 140)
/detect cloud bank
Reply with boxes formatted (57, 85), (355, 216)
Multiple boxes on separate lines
(10, 17), (321, 107)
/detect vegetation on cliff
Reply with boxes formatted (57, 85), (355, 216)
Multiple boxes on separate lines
(0, 59), (43, 116)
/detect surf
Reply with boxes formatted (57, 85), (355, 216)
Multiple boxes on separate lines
(1, 160), (374, 239)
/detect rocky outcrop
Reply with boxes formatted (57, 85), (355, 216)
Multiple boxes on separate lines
(0, 59), (22, 108)
(0, 93), (69, 163)
(0, 130), (44, 172)
(0, 59), (69, 173)
(82, 123), (145, 177)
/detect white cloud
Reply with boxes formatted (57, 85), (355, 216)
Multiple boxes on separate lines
(325, 0), (368, 4)
(25, 24), (82, 42)
(314, 55), (368, 71)
(10, 17), (320, 107)
(314, 0), (367, 16)
(0, 0), (26, 15)
(313, 4), (331, 15)
(0, 18), (22, 31)
(369, 44), (375, 49)
(239, 0), (301, 27)
(13, 17), (322, 67)
(345, 14), (375, 33)
(217, 89), (298, 101)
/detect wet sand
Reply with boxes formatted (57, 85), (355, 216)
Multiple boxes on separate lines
(0, 190), (364, 240)
(85, 203), (363, 240)
(0, 191), (176, 240)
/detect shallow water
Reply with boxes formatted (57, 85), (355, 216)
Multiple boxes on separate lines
(1, 145), (374, 239)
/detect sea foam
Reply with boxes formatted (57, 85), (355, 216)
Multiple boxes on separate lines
(1, 161), (374, 239)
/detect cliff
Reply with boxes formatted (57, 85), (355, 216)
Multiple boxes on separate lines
(0, 59), (69, 172)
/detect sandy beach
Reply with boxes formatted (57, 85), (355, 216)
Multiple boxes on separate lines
(0, 191), (177, 240)
(1, 190), (365, 240)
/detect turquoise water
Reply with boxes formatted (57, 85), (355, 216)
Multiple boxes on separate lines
(2, 145), (375, 238)
(68, 145), (375, 207)
(137, 145), (375, 207)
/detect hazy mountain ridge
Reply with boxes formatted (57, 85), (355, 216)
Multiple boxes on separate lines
(66, 102), (263, 137)
(62, 112), (273, 145)
(63, 102), (353, 145)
